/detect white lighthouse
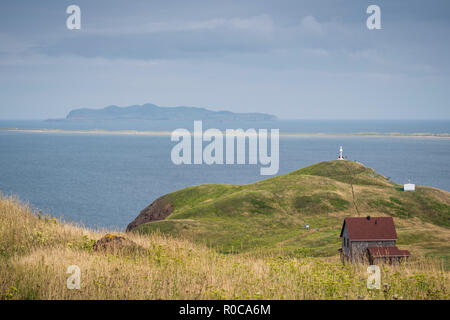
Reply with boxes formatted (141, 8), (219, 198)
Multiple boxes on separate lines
(338, 146), (344, 160)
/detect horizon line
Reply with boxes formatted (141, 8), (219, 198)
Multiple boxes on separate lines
(1, 118), (450, 121)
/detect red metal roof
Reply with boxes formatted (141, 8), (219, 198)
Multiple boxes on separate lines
(340, 216), (398, 240)
(368, 246), (411, 258)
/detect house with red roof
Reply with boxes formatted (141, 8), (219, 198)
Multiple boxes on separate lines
(339, 216), (411, 264)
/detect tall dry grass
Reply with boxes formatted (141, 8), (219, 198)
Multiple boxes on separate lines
(0, 195), (448, 300)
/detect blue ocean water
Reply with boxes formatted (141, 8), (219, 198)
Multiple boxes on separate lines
(0, 120), (449, 230)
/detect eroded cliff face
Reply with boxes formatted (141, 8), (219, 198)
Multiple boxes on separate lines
(126, 197), (174, 232)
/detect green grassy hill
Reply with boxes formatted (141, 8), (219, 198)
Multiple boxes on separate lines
(129, 161), (450, 266)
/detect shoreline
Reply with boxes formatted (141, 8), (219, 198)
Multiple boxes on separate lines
(1, 128), (450, 139)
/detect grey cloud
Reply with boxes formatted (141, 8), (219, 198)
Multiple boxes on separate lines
(32, 14), (353, 62)
(1, 0), (450, 119)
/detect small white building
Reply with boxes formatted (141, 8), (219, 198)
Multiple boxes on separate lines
(404, 183), (415, 192)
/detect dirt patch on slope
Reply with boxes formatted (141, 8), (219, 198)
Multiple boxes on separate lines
(93, 234), (138, 253)
(126, 196), (174, 232)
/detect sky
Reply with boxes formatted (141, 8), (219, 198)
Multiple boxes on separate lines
(0, 0), (449, 120)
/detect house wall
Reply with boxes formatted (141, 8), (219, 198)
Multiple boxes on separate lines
(342, 226), (350, 258)
(350, 240), (396, 263)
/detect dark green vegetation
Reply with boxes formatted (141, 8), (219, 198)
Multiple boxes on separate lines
(132, 161), (450, 265)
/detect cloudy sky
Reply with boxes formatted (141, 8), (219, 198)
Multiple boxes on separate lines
(0, 0), (449, 119)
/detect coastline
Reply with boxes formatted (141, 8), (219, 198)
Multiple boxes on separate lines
(1, 127), (450, 139)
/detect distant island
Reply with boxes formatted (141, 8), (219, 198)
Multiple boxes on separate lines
(62, 103), (277, 121)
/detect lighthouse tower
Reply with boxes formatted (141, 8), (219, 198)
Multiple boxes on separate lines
(338, 146), (344, 160)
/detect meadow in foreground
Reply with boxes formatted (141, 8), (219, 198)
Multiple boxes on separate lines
(0, 196), (448, 300)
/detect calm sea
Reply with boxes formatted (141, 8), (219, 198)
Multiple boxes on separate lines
(0, 120), (449, 230)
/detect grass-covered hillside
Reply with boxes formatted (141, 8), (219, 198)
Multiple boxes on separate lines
(0, 196), (448, 299)
(130, 161), (450, 267)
